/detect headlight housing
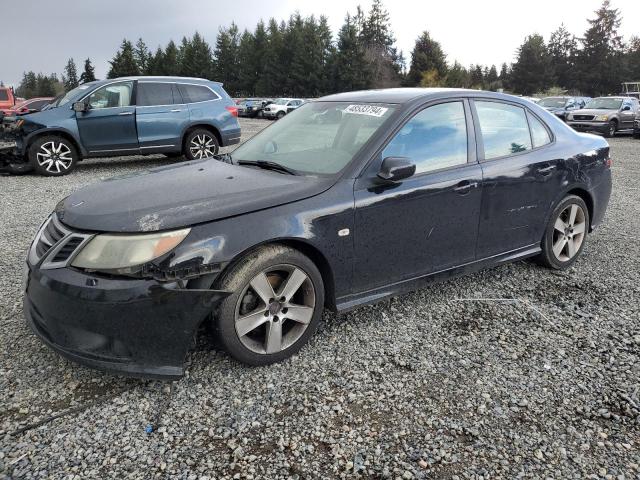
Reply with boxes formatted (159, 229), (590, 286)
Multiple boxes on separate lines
(71, 228), (190, 271)
(595, 114), (609, 121)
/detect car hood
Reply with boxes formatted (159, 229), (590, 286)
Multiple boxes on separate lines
(57, 159), (335, 233)
(543, 107), (566, 114)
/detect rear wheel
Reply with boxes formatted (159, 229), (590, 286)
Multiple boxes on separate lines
(604, 120), (617, 138)
(28, 136), (78, 176)
(214, 245), (324, 366)
(183, 129), (219, 160)
(536, 195), (589, 270)
(276, 111), (285, 120)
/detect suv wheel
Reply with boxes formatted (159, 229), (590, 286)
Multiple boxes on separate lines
(184, 129), (219, 160)
(536, 195), (589, 270)
(276, 111), (285, 120)
(28, 136), (78, 176)
(214, 244), (324, 366)
(604, 120), (617, 138)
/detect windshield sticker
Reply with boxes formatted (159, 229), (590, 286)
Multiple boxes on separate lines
(344, 104), (389, 117)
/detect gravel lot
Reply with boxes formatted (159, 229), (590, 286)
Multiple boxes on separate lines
(1, 119), (639, 479)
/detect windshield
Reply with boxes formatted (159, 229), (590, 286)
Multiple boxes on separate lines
(274, 99), (290, 105)
(231, 101), (396, 175)
(539, 97), (569, 108)
(586, 98), (623, 110)
(50, 84), (93, 108)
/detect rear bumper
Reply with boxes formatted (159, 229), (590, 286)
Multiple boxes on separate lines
(24, 265), (229, 379)
(589, 169), (612, 231)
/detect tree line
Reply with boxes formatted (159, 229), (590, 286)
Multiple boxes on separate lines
(13, 0), (640, 100)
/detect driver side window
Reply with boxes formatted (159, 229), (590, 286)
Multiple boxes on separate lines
(87, 82), (133, 109)
(382, 101), (468, 175)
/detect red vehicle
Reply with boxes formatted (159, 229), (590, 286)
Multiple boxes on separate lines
(0, 86), (16, 110)
(1, 97), (54, 116)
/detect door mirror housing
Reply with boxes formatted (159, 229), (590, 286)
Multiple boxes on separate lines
(378, 157), (416, 182)
(622, 105), (631, 111)
(72, 101), (88, 113)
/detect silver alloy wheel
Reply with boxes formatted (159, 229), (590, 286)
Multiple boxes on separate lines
(552, 203), (587, 262)
(234, 264), (316, 354)
(608, 122), (616, 137)
(36, 141), (73, 174)
(189, 133), (216, 159)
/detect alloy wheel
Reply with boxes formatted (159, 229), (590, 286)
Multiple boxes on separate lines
(189, 134), (217, 159)
(36, 141), (73, 174)
(234, 264), (316, 355)
(552, 203), (586, 262)
(609, 123), (616, 137)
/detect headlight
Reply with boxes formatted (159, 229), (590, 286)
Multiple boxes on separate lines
(595, 115), (609, 121)
(71, 228), (190, 270)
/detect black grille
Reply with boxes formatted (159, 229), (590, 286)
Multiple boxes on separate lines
(35, 216), (66, 259)
(573, 114), (595, 121)
(51, 236), (84, 263)
(29, 214), (91, 268)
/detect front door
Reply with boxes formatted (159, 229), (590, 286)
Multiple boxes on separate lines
(76, 81), (138, 154)
(353, 100), (482, 293)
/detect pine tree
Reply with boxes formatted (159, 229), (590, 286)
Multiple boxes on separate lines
(79, 58), (97, 83)
(444, 62), (470, 88)
(63, 58), (79, 91)
(548, 25), (578, 90)
(180, 32), (214, 79)
(163, 41), (180, 76)
(333, 14), (370, 92)
(260, 19), (286, 95)
(510, 34), (553, 94)
(470, 65), (484, 88)
(626, 36), (640, 81)
(251, 21), (269, 96)
(16, 71), (38, 98)
(361, 0), (401, 88)
(499, 63), (510, 90)
(236, 30), (256, 95)
(576, 0), (624, 96)
(108, 39), (140, 78)
(146, 47), (165, 75)
(406, 31), (447, 87)
(213, 25), (239, 90)
(134, 38), (150, 74)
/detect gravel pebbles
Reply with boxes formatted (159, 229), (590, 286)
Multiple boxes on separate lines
(1, 122), (638, 479)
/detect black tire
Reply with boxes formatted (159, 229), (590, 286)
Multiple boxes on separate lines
(603, 120), (617, 138)
(276, 111), (285, 120)
(28, 135), (78, 176)
(536, 195), (590, 270)
(183, 128), (219, 160)
(633, 130), (640, 139)
(214, 244), (325, 366)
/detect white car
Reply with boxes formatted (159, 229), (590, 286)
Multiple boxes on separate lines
(262, 98), (305, 119)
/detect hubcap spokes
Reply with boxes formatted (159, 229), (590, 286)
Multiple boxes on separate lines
(36, 142), (72, 173)
(189, 134), (216, 159)
(552, 204), (586, 262)
(235, 265), (315, 354)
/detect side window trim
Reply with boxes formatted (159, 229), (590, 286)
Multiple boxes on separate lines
(525, 109), (554, 148)
(176, 83), (222, 104)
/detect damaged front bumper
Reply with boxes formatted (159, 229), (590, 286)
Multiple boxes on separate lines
(24, 265), (230, 378)
(0, 115), (29, 174)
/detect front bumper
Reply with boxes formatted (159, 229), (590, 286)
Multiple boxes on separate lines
(566, 120), (608, 133)
(262, 110), (278, 118)
(24, 265), (229, 378)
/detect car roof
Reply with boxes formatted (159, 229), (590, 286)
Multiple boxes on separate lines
(319, 88), (511, 104)
(94, 76), (222, 86)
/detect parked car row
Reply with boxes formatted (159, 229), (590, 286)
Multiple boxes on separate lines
(235, 97), (307, 120)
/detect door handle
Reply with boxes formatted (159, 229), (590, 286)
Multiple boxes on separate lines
(537, 165), (556, 175)
(453, 180), (478, 194)
(118, 111), (134, 116)
(171, 109), (182, 112)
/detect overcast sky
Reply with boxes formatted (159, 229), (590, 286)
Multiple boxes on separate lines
(2, 0), (639, 87)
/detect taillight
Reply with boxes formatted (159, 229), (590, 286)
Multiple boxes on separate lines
(605, 157), (613, 168)
(225, 106), (238, 117)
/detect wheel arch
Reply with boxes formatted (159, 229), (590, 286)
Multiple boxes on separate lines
(565, 187), (594, 231)
(182, 123), (222, 149)
(26, 129), (84, 159)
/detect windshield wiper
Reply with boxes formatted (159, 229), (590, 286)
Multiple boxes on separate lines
(237, 160), (299, 175)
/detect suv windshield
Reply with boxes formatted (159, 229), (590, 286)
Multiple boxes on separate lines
(274, 99), (290, 105)
(232, 101), (396, 175)
(50, 84), (93, 108)
(539, 97), (568, 108)
(586, 98), (623, 110)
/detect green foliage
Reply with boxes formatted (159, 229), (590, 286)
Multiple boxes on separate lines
(511, 34), (553, 95)
(16, 72), (64, 98)
(548, 24), (577, 90)
(134, 38), (150, 74)
(108, 39), (140, 78)
(79, 58), (96, 84)
(63, 58), (79, 91)
(406, 31), (447, 86)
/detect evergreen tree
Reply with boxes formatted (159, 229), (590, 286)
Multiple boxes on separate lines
(470, 64), (484, 88)
(236, 30), (257, 95)
(485, 64), (499, 90)
(163, 41), (180, 76)
(260, 19), (287, 95)
(548, 24), (578, 89)
(444, 62), (470, 88)
(625, 36), (640, 81)
(16, 71), (38, 98)
(134, 38), (151, 74)
(333, 14), (370, 92)
(576, 0), (624, 96)
(361, 0), (401, 88)
(79, 58), (96, 83)
(250, 21), (269, 96)
(510, 34), (553, 94)
(213, 25), (239, 90)
(146, 47), (165, 75)
(108, 39), (140, 78)
(180, 32), (214, 79)
(499, 62), (510, 90)
(406, 31), (447, 86)
(63, 58), (79, 91)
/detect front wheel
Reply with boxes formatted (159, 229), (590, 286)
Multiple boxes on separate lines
(214, 245), (324, 366)
(604, 120), (617, 138)
(183, 129), (219, 160)
(276, 111), (285, 120)
(28, 136), (78, 176)
(536, 195), (590, 270)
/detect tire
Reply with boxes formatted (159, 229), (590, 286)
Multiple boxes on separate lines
(183, 128), (219, 160)
(276, 111), (285, 120)
(28, 135), (78, 176)
(214, 244), (325, 366)
(603, 120), (617, 138)
(633, 130), (640, 139)
(536, 195), (590, 270)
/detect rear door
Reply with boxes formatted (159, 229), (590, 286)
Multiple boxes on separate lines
(472, 99), (562, 258)
(620, 98), (638, 129)
(76, 81), (138, 154)
(136, 82), (190, 151)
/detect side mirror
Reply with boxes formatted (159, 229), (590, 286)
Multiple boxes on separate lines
(72, 101), (88, 113)
(378, 157), (416, 182)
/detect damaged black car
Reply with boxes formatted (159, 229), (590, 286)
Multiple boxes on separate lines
(23, 89), (612, 378)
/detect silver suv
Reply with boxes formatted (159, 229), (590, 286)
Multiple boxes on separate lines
(567, 96), (640, 137)
(263, 98), (304, 120)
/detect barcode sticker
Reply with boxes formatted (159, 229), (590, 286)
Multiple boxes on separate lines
(344, 104), (389, 117)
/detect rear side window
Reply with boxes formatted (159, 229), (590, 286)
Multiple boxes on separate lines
(0, 90), (8, 101)
(383, 101), (468, 174)
(177, 84), (218, 103)
(137, 82), (177, 106)
(475, 101), (532, 159)
(528, 113), (552, 148)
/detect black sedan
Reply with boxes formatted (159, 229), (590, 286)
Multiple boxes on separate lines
(23, 88), (612, 378)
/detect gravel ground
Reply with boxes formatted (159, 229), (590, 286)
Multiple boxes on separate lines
(1, 120), (639, 479)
